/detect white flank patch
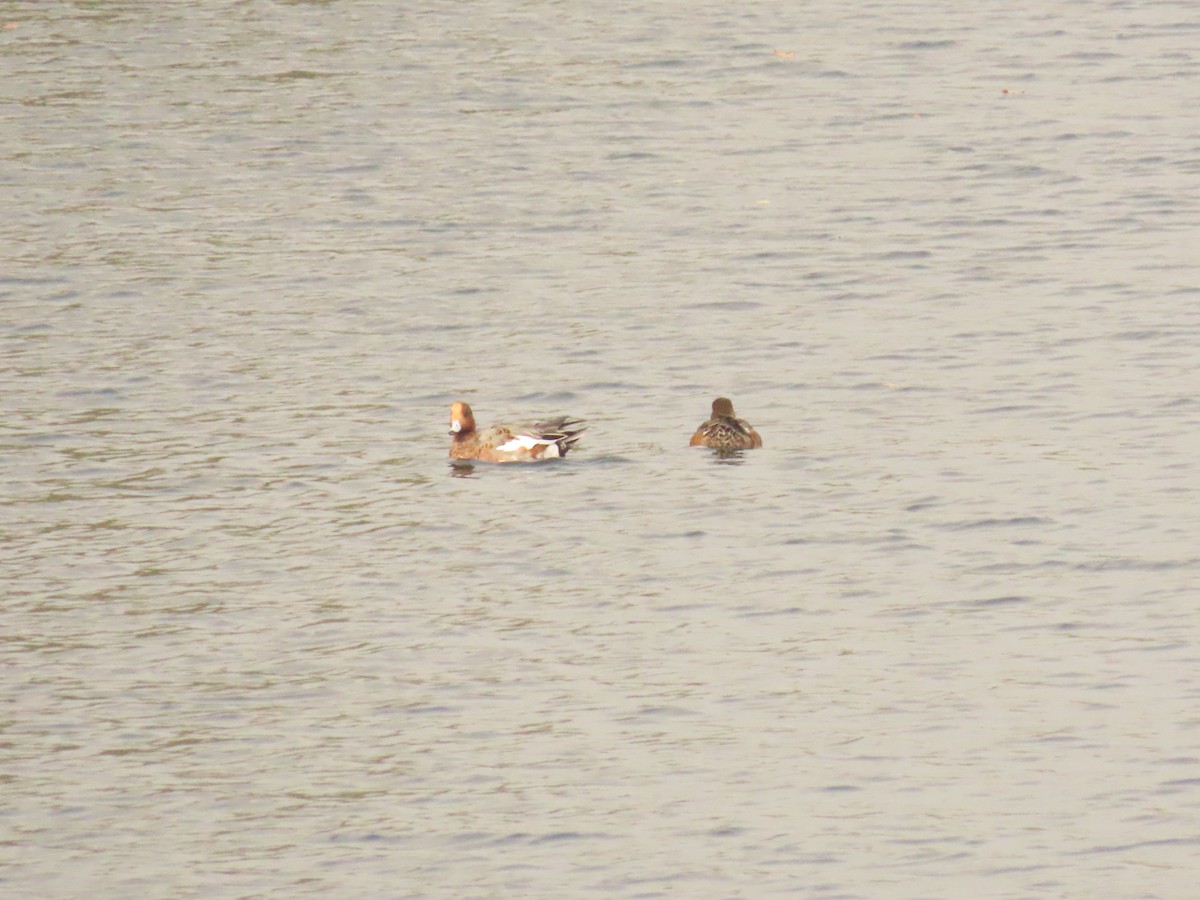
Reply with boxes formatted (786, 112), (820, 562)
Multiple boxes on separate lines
(496, 434), (558, 456)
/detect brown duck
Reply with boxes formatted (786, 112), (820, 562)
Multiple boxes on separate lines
(689, 397), (762, 451)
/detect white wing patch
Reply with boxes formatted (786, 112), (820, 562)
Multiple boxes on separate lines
(495, 433), (560, 457)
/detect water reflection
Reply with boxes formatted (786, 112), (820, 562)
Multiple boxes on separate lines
(703, 449), (749, 465)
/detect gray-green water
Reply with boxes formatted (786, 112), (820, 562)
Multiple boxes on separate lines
(4, 1), (1200, 896)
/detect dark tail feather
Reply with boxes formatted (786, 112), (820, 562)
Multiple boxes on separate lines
(537, 417), (587, 456)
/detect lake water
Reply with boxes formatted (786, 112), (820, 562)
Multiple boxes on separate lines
(4, 1), (1200, 896)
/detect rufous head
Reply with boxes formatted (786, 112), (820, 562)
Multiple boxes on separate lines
(449, 401), (475, 436)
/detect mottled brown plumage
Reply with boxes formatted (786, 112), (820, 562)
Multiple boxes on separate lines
(689, 397), (762, 451)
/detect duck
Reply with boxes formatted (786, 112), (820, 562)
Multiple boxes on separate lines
(689, 397), (762, 451)
(449, 401), (587, 462)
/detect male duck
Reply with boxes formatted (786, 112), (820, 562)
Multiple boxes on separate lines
(690, 397), (762, 451)
(449, 401), (587, 463)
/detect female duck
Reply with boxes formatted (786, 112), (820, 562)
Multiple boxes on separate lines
(689, 397), (762, 451)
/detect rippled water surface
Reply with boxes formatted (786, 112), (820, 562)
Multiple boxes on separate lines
(4, 1), (1200, 896)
